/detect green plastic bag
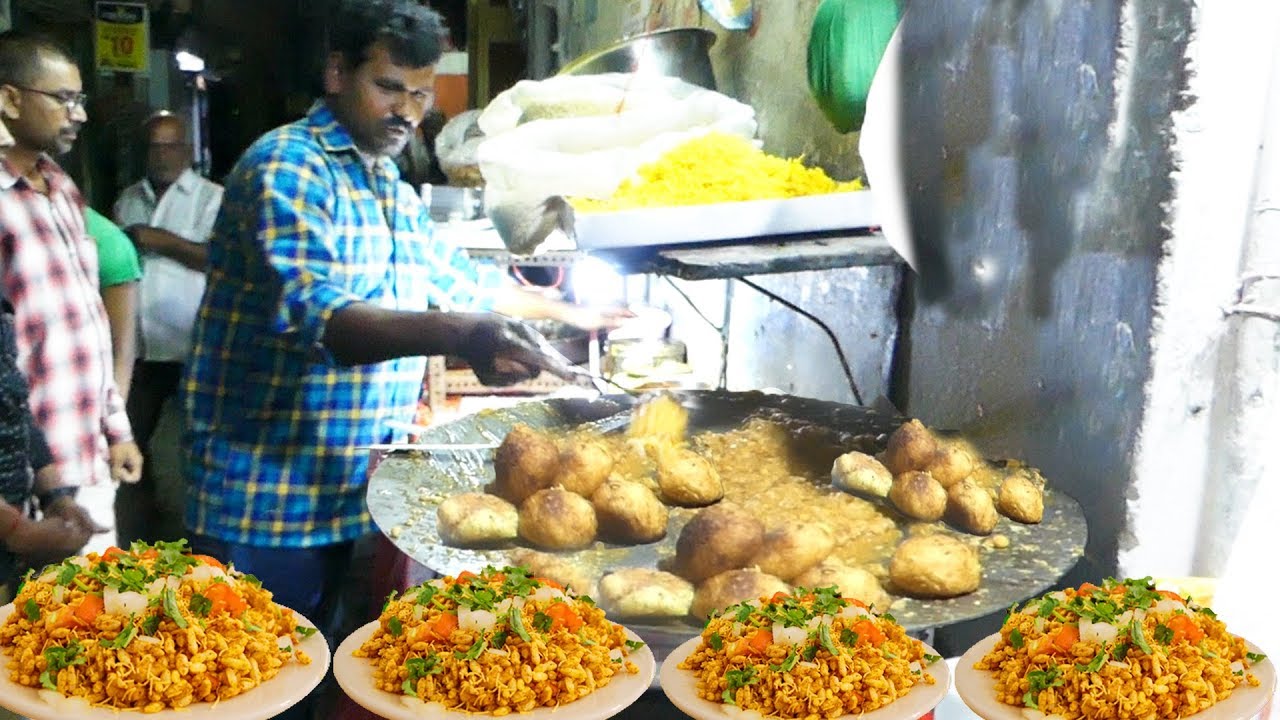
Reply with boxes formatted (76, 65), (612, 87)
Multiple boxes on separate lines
(807, 0), (900, 133)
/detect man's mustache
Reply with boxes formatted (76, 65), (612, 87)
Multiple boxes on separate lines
(385, 119), (413, 132)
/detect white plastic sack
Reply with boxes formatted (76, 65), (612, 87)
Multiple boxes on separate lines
(477, 73), (757, 204)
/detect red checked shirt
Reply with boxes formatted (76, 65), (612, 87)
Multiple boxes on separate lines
(0, 155), (132, 487)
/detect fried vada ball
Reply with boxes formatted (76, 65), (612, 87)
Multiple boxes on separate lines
(889, 534), (981, 598)
(436, 492), (519, 547)
(591, 478), (669, 544)
(753, 522), (835, 582)
(654, 445), (724, 507)
(493, 424), (559, 504)
(888, 471), (948, 522)
(598, 568), (694, 618)
(945, 478), (999, 535)
(792, 560), (892, 611)
(692, 568), (789, 619)
(831, 451), (893, 498)
(883, 419), (939, 475)
(556, 439), (613, 497)
(998, 472), (1045, 523)
(925, 441), (977, 489)
(508, 549), (595, 596)
(517, 487), (598, 550)
(672, 503), (764, 583)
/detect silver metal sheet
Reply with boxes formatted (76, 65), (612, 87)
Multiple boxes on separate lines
(366, 391), (1086, 648)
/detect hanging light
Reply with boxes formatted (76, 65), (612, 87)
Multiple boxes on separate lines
(175, 50), (205, 73)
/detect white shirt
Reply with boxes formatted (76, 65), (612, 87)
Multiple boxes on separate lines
(114, 168), (223, 362)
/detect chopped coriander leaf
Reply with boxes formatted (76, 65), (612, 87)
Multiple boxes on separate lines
(39, 641), (87, 690)
(491, 630), (508, 648)
(189, 593), (213, 618)
(23, 598), (39, 622)
(1111, 642), (1130, 661)
(241, 613), (263, 633)
(923, 653), (942, 664)
(102, 624), (137, 649)
(509, 606), (531, 642)
(454, 637), (487, 661)
(1075, 648), (1107, 673)
(625, 639), (645, 651)
(239, 573), (262, 588)
(532, 612), (553, 633)
(55, 562), (79, 587)
(818, 624), (840, 657)
(735, 604), (754, 623)
(142, 613), (161, 635)
(162, 588), (188, 629)
(295, 625), (319, 639)
(802, 642), (819, 661)
(1154, 624), (1174, 645)
(708, 633), (723, 651)
(578, 594), (596, 606)
(1010, 628), (1025, 649)
(1246, 652), (1267, 664)
(388, 617), (403, 637)
(841, 628), (859, 646)
(1037, 596), (1059, 618)
(1198, 606), (1217, 619)
(721, 666), (758, 705)
(499, 568), (538, 598)
(770, 650), (799, 673)
(1129, 619), (1152, 654)
(1023, 666), (1064, 709)
(881, 612), (896, 623)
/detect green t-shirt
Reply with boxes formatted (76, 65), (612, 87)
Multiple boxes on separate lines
(85, 207), (142, 288)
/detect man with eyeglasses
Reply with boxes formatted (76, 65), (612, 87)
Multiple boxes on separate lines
(113, 110), (223, 549)
(0, 30), (143, 544)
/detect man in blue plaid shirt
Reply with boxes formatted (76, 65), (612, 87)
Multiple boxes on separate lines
(181, 7), (601, 709)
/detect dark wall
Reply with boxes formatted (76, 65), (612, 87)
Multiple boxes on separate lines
(894, 0), (1193, 653)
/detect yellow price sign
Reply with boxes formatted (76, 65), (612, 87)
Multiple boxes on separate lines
(95, 1), (149, 73)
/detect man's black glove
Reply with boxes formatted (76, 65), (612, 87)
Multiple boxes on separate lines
(461, 316), (581, 387)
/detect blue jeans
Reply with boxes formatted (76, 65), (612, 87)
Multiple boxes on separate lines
(189, 534), (377, 720)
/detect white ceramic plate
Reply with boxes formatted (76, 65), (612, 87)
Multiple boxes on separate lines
(955, 632), (1277, 720)
(660, 635), (951, 720)
(333, 619), (656, 719)
(0, 602), (330, 720)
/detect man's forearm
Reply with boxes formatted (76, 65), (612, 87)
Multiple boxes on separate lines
(324, 303), (484, 366)
(133, 226), (208, 271)
(492, 286), (562, 321)
(101, 282), (138, 399)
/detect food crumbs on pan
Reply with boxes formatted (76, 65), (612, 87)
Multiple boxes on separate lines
(988, 534), (1010, 549)
(390, 526), (403, 538)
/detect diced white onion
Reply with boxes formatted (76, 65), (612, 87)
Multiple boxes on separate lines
(530, 586), (565, 603)
(1049, 591), (1067, 601)
(38, 571), (56, 584)
(1033, 617), (1046, 633)
(1108, 661), (1128, 670)
(51, 586), (65, 604)
(458, 608), (496, 633)
(1152, 599), (1182, 614)
(1022, 605), (1039, 616)
(412, 605), (426, 622)
(798, 661), (818, 670)
(909, 661), (922, 673)
(609, 648), (624, 661)
(839, 605), (871, 620)
(495, 597), (526, 615)
(772, 626), (808, 646)
(1230, 661), (1245, 674)
(104, 588), (148, 617)
(146, 576), (180, 596)
(70, 557), (89, 568)
(731, 622), (745, 635)
(188, 564), (227, 583)
(1079, 620), (1118, 644)
(485, 648), (510, 657)
(134, 635), (161, 645)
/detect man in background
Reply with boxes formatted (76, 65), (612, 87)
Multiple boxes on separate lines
(114, 111), (222, 547)
(85, 207), (142, 399)
(0, 31), (142, 533)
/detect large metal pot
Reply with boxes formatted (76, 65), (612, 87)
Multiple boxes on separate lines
(558, 27), (718, 91)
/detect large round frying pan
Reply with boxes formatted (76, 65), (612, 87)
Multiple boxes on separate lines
(366, 390), (1086, 654)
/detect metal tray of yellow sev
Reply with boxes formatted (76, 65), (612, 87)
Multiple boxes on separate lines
(365, 390), (1086, 656)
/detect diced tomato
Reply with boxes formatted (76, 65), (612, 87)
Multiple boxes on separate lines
(1166, 614), (1205, 645)
(454, 571), (479, 584)
(138, 549), (160, 560)
(73, 594), (105, 626)
(545, 602), (584, 633)
(204, 583), (248, 615)
(1033, 624), (1080, 656)
(852, 619), (886, 647)
(101, 547), (129, 562)
(1077, 582), (1100, 595)
(1157, 590), (1185, 604)
(848, 598), (870, 610)
(50, 606), (77, 630)
(746, 629), (772, 654)
(191, 554), (226, 571)
(770, 591), (790, 603)
(534, 576), (563, 591)
(410, 612), (458, 644)
(490, 573), (506, 584)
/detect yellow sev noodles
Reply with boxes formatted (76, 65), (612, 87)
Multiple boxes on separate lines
(354, 566), (643, 714)
(975, 578), (1265, 719)
(573, 132), (865, 211)
(0, 541), (311, 712)
(679, 588), (937, 718)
